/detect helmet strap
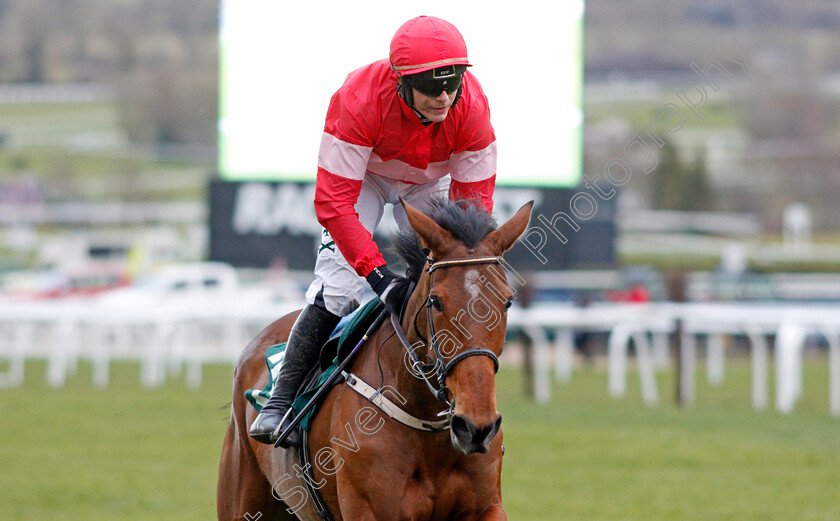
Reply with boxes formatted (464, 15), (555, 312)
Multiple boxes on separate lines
(397, 78), (433, 125)
(392, 62), (414, 108)
(393, 64), (464, 126)
(450, 84), (463, 109)
(396, 78), (414, 108)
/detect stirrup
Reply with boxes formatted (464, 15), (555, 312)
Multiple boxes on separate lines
(249, 407), (285, 444)
(272, 408), (301, 448)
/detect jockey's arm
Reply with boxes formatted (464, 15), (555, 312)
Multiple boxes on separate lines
(314, 82), (387, 279)
(313, 168), (411, 313)
(448, 140), (498, 214)
(313, 167), (384, 278)
(450, 173), (496, 214)
(448, 84), (497, 214)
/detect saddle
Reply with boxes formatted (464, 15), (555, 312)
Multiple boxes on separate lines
(318, 297), (385, 370)
(293, 297), (385, 430)
(244, 297), (385, 432)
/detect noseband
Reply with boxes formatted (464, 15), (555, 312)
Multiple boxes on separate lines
(392, 255), (503, 409)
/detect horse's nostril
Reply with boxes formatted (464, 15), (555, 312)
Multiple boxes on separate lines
(451, 414), (502, 449)
(485, 414), (502, 440)
(450, 414), (476, 443)
(477, 414), (502, 442)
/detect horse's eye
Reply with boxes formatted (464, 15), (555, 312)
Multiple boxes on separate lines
(429, 296), (443, 311)
(504, 299), (513, 311)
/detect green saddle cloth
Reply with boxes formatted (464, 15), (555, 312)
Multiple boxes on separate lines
(244, 297), (382, 432)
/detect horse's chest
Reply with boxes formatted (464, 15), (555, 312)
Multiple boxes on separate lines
(397, 466), (492, 521)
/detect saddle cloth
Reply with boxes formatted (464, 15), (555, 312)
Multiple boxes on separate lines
(244, 297), (383, 432)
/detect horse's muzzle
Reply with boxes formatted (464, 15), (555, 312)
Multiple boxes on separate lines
(450, 413), (502, 455)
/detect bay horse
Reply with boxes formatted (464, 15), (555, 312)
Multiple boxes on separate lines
(218, 198), (533, 521)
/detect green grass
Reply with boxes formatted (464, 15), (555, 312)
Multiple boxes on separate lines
(499, 357), (840, 520)
(0, 100), (209, 202)
(620, 251), (840, 273)
(1, 358), (839, 520)
(0, 361), (234, 521)
(0, 148), (208, 201)
(586, 99), (741, 130)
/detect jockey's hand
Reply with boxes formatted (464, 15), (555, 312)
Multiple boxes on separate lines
(366, 264), (412, 315)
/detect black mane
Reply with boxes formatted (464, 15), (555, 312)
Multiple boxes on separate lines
(394, 198), (498, 282)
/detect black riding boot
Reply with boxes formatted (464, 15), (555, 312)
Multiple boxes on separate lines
(249, 303), (340, 447)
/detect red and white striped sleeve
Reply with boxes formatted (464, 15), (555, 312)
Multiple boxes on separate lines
(449, 73), (497, 214)
(449, 147), (497, 214)
(313, 87), (385, 277)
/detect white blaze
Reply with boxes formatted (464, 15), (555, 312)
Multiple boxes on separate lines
(464, 270), (482, 299)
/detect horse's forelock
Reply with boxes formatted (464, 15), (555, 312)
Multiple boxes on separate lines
(393, 198), (498, 282)
(426, 198), (498, 248)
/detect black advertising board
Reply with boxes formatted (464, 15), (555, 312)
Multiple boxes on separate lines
(208, 179), (615, 272)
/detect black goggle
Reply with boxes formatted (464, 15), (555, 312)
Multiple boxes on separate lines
(405, 65), (466, 97)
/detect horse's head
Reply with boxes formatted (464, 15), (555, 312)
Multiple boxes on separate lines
(402, 198), (532, 455)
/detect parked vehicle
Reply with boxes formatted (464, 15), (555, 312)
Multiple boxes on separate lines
(0, 263), (131, 301)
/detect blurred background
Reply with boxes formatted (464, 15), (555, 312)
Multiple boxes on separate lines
(2, 0), (840, 299)
(2, 2), (840, 520)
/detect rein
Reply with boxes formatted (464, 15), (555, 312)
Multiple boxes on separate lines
(343, 254), (505, 432)
(395, 255), (503, 412)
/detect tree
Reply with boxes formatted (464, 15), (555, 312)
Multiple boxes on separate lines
(649, 140), (682, 210)
(680, 152), (712, 211)
(649, 140), (713, 211)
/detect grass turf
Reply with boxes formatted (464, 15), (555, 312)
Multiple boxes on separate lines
(1, 358), (838, 520)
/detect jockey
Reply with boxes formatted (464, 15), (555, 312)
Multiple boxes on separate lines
(250, 15), (497, 446)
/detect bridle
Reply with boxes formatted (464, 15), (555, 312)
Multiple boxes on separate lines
(391, 254), (504, 413)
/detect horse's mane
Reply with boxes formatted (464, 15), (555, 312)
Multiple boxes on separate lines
(394, 198), (498, 282)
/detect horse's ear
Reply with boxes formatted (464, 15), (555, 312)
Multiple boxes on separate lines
(484, 201), (534, 254)
(401, 197), (454, 253)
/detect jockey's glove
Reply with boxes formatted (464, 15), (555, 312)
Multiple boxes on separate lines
(366, 264), (412, 315)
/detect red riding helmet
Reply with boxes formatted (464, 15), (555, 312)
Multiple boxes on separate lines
(389, 15), (471, 75)
(389, 16), (472, 111)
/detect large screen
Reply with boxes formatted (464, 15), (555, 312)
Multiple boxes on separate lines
(218, 1), (583, 187)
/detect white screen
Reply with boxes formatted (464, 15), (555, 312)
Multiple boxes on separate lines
(218, 1), (583, 187)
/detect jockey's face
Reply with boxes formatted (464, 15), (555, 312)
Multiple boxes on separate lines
(412, 88), (456, 123)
